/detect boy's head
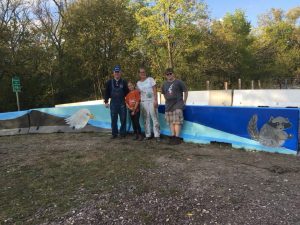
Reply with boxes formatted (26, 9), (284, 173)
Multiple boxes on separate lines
(128, 81), (135, 91)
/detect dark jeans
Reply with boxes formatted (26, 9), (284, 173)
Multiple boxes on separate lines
(110, 104), (127, 137)
(129, 111), (141, 134)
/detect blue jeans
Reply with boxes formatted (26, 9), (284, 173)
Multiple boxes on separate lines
(110, 103), (127, 136)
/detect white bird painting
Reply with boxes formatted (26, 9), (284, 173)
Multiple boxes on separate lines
(65, 109), (95, 129)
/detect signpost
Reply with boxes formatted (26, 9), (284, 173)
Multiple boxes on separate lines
(12, 76), (21, 111)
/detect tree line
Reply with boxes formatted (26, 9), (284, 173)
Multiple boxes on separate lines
(0, 0), (299, 112)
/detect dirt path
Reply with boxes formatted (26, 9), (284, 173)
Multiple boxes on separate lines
(0, 133), (299, 224)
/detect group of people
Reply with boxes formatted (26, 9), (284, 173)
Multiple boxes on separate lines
(104, 65), (188, 145)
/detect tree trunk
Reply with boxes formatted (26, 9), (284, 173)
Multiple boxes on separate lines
(166, 3), (173, 68)
(49, 70), (55, 105)
(93, 82), (98, 100)
(96, 75), (103, 99)
(167, 37), (173, 68)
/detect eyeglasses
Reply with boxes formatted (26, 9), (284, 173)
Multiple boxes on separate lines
(166, 73), (173, 76)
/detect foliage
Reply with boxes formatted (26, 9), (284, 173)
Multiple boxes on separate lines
(0, 1), (299, 111)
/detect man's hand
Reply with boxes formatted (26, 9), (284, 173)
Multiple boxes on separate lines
(105, 103), (109, 108)
(131, 111), (135, 116)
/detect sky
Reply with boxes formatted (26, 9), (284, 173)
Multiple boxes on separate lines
(206, 0), (300, 27)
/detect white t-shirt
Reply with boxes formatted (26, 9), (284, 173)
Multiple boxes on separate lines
(137, 77), (156, 101)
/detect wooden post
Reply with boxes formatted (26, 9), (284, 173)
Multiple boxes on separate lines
(258, 80), (261, 89)
(251, 80), (254, 89)
(224, 82), (228, 90)
(238, 78), (241, 89)
(206, 80), (210, 90)
(285, 79), (288, 89)
(16, 92), (20, 111)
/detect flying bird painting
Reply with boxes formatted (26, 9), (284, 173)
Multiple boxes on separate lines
(65, 109), (94, 129)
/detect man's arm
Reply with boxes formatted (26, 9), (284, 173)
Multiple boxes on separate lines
(104, 80), (111, 105)
(181, 81), (188, 105)
(183, 91), (188, 105)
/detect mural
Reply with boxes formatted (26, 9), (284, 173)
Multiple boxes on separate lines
(0, 110), (30, 136)
(248, 115), (293, 147)
(0, 105), (299, 155)
(65, 109), (94, 129)
(166, 105), (299, 155)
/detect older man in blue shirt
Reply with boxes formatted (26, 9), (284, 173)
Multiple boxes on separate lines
(104, 65), (129, 139)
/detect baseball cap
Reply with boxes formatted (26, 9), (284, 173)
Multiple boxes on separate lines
(165, 68), (173, 74)
(113, 65), (121, 72)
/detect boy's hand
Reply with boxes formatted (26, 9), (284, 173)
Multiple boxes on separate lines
(105, 103), (109, 108)
(131, 111), (135, 116)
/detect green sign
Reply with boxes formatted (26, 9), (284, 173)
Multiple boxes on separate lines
(12, 76), (21, 92)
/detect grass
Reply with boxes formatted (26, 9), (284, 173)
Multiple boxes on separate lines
(0, 140), (156, 224)
(1, 133), (299, 224)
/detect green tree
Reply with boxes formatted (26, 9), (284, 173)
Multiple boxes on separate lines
(0, 0), (38, 111)
(253, 7), (300, 87)
(63, 0), (138, 99)
(180, 9), (253, 89)
(133, 0), (207, 78)
(211, 10), (252, 85)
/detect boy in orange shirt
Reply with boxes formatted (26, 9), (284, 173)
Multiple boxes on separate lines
(125, 81), (143, 140)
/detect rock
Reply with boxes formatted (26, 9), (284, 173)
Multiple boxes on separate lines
(202, 209), (209, 214)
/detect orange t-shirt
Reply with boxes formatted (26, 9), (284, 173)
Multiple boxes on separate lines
(125, 90), (141, 112)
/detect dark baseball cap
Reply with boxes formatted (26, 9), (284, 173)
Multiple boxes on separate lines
(113, 65), (121, 72)
(165, 68), (173, 74)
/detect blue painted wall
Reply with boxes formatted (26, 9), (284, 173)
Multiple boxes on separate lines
(1, 105), (299, 155)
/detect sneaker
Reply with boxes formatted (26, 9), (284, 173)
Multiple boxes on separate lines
(143, 137), (152, 141)
(119, 135), (126, 139)
(169, 136), (182, 145)
(168, 136), (176, 145)
(174, 136), (182, 145)
(138, 134), (143, 141)
(132, 134), (139, 140)
(155, 137), (161, 142)
(110, 135), (118, 139)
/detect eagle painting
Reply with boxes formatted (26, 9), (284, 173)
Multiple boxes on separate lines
(65, 109), (94, 129)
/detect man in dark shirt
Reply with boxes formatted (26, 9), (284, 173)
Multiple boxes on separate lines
(104, 65), (129, 139)
(161, 68), (188, 145)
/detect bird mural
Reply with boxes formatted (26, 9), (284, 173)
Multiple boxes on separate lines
(65, 109), (94, 129)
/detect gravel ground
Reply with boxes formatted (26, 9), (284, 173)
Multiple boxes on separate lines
(0, 133), (300, 225)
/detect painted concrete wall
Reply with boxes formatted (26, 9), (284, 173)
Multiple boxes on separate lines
(0, 104), (299, 155)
